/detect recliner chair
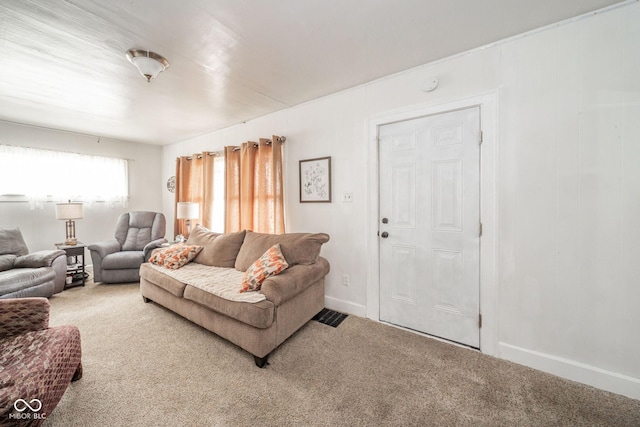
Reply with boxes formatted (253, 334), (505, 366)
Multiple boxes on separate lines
(89, 211), (167, 283)
(0, 227), (67, 298)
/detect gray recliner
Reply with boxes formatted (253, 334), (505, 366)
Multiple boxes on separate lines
(89, 212), (167, 284)
(0, 227), (67, 298)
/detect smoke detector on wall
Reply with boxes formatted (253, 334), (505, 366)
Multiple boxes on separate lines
(422, 77), (439, 92)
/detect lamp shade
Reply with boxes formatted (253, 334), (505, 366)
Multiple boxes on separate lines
(177, 202), (200, 220)
(55, 202), (84, 220)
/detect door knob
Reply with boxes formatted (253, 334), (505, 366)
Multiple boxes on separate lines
(382, 218), (389, 224)
(381, 231), (389, 238)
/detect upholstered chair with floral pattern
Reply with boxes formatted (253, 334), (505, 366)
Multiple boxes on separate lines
(0, 297), (82, 425)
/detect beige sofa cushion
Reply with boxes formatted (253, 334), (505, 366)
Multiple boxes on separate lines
(186, 227), (246, 268)
(139, 263), (187, 297)
(235, 231), (330, 271)
(183, 285), (275, 329)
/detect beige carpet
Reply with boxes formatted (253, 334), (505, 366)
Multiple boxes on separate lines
(45, 279), (640, 426)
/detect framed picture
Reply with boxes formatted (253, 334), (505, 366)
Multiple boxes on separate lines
(299, 156), (331, 203)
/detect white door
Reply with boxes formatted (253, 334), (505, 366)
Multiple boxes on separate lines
(378, 107), (481, 348)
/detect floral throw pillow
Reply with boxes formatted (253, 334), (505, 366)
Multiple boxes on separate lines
(149, 244), (203, 270)
(240, 244), (289, 293)
(149, 246), (173, 266)
(164, 244), (203, 269)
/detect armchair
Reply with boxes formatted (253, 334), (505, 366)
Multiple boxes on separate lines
(88, 211), (167, 283)
(0, 227), (67, 298)
(0, 298), (82, 425)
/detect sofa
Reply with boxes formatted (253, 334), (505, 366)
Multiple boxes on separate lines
(0, 227), (67, 299)
(89, 211), (167, 284)
(139, 226), (330, 367)
(0, 298), (82, 425)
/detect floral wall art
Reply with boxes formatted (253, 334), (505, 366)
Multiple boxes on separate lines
(299, 156), (331, 202)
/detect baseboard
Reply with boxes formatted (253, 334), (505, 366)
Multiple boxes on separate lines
(324, 296), (366, 318)
(499, 342), (640, 400)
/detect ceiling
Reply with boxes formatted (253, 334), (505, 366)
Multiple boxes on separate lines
(0, 0), (626, 146)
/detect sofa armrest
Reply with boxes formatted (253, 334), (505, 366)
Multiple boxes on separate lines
(143, 238), (169, 261)
(260, 257), (330, 306)
(88, 240), (121, 259)
(0, 297), (50, 339)
(52, 254), (68, 294)
(14, 250), (66, 268)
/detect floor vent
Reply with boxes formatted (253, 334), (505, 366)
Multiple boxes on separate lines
(313, 308), (348, 328)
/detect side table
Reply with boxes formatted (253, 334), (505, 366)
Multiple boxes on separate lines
(55, 242), (86, 288)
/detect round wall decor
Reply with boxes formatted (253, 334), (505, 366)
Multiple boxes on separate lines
(166, 176), (176, 193)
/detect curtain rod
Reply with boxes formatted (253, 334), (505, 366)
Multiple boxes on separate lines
(232, 136), (286, 151)
(178, 136), (286, 159)
(184, 151), (223, 160)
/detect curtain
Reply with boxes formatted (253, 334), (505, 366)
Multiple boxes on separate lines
(174, 152), (219, 237)
(225, 136), (285, 234)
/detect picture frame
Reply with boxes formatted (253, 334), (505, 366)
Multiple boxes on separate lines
(299, 156), (331, 203)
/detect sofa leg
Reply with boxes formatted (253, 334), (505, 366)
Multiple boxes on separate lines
(142, 296), (153, 303)
(254, 355), (269, 368)
(72, 362), (83, 381)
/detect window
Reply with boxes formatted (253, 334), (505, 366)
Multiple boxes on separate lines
(174, 135), (285, 236)
(223, 138), (285, 234)
(0, 144), (128, 207)
(174, 152), (225, 235)
(211, 154), (225, 232)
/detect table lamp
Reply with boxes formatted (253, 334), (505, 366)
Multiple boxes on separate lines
(55, 201), (84, 245)
(177, 202), (200, 238)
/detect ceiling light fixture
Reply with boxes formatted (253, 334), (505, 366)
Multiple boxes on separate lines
(125, 49), (170, 82)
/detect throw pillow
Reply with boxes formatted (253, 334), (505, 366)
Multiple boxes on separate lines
(148, 246), (174, 267)
(149, 244), (203, 269)
(240, 244), (288, 293)
(164, 244), (203, 269)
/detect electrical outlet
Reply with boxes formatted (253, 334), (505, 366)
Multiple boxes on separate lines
(342, 274), (349, 287)
(343, 192), (353, 203)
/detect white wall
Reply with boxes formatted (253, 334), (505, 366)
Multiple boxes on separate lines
(162, 3), (640, 398)
(0, 121), (163, 254)
(494, 4), (640, 399)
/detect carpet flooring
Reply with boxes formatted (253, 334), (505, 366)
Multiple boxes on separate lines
(44, 279), (640, 426)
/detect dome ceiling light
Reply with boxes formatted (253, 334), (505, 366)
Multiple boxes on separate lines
(125, 49), (170, 82)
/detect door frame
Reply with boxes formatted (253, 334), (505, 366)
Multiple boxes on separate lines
(366, 93), (498, 356)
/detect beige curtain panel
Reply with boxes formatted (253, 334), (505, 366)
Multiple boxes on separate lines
(174, 152), (218, 237)
(225, 136), (285, 234)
